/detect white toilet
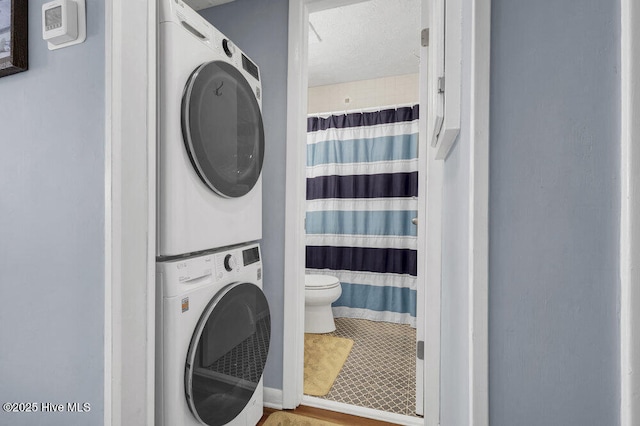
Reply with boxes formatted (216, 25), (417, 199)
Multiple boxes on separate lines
(304, 274), (342, 334)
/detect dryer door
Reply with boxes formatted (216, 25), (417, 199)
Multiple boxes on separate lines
(185, 282), (270, 426)
(182, 60), (265, 198)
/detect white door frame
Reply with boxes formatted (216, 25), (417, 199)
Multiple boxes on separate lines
(105, 0), (157, 425)
(469, 0), (490, 424)
(621, 0), (640, 424)
(282, 1), (490, 425)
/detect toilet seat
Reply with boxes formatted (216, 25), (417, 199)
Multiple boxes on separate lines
(305, 274), (340, 290)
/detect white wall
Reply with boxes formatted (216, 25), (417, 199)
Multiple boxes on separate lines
(308, 73), (419, 113)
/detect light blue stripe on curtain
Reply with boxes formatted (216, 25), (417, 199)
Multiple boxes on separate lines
(307, 134), (418, 167)
(333, 282), (417, 317)
(306, 210), (418, 237)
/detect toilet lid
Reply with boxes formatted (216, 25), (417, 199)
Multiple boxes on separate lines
(305, 274), (340, 289)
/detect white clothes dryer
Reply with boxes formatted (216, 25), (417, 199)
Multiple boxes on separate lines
(156, 242), (270, 426)
(158, 1), (264, 257)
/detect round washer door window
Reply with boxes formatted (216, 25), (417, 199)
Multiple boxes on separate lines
(182, 61), (265, 198)
(185, 282), (270, 426)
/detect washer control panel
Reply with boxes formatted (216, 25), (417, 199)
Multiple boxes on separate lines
(158, 243), (262, 297)
(213, 243), (261, 282)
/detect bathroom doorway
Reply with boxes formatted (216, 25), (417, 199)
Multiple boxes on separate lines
(284, 0), (492, 424)
(298, 0), (426, 424)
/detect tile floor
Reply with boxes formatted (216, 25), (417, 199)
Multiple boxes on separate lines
(310, 317), (419, 417)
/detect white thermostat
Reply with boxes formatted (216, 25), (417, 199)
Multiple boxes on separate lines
(42, 0), (86, 50)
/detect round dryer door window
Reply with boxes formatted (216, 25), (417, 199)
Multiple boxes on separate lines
(185, 282), (270, 426)
(182, 61), (265, 198)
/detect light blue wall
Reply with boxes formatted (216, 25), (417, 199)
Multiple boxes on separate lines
(199, 0), (289, 390)
(489, 0), (619, 424)
(0, 1), (105, 425)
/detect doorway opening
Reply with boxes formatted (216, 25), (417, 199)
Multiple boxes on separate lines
(299, 0), (424, 423)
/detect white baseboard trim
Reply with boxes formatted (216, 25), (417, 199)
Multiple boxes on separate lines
(264, 387), (284, 410)
(301, 395), (423, 426)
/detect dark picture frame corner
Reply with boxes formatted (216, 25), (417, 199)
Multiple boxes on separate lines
(0, 0), (28, 78)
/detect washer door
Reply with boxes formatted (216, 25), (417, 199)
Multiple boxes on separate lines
(185, 282), (270, 426)
(182, 61), (265, 198)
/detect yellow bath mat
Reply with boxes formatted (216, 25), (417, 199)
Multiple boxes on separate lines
(303, 334), (354, 396)
(263, 411), (342, 426)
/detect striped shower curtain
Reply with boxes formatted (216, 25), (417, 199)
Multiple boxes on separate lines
(305, 105), (418, 327)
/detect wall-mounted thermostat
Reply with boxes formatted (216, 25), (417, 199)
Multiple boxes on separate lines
(42, 0), (86, 50)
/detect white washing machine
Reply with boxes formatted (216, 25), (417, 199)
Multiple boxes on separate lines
(158, 1), (264, 257)
(156, 242), (270, 426)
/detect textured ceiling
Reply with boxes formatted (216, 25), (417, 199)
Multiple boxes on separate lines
(186, 0), (420, 88)
(308, 0), (421, 87)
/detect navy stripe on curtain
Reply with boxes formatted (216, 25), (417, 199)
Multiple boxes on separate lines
(306, 172), (418, 200)
(308, 105), (419, 132)
(306, 246), (417, 276)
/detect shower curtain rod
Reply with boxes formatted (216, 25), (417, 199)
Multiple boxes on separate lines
(307, 102), (418, 118)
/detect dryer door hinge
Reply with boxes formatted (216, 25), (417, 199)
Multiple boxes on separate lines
(437, 76), (445, 93)
(417, 340), (425, 360)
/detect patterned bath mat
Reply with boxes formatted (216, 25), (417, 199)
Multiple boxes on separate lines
(304, 333), (354, 396)
(263, 411), (342, 426)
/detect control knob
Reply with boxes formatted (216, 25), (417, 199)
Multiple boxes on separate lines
(223, 254), (237, 272)
(222, 39), (235, 58)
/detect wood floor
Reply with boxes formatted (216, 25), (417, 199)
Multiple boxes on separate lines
(258, 406), (396, 425)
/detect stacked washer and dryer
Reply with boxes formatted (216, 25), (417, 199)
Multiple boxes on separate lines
(156, 1), (270, 425)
